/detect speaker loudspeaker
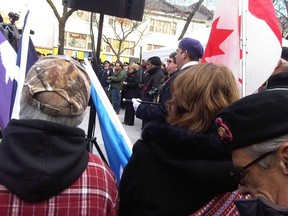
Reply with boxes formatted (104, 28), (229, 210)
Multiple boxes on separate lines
(62, 0), (145, 21)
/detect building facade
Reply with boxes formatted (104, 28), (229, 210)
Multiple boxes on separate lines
(0, 0), (213, 63)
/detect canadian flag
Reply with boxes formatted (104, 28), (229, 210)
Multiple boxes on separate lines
(202, 0), (282, 96)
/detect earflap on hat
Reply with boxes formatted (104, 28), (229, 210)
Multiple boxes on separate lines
(23, 55), (90, 116)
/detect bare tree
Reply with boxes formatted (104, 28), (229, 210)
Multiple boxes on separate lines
(178, 0), (205, 40)
(46, 0), (76, 55)
(274, 0), (288, 39)
(98, 17), (148, 62)
(146, 0), (213, 41)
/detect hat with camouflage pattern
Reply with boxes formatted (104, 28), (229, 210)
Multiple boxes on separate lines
(23, 55), (90, 116)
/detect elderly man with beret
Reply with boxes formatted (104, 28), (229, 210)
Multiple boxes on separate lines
(215, 89), (288, 215)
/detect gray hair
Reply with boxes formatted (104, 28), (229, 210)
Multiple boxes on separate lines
(19, 93), (86, 127)
(243, 134), (288, 169)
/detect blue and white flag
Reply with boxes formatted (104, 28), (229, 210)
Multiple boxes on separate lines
(84, 59), (132, 183)
(0, 10), (38, 130)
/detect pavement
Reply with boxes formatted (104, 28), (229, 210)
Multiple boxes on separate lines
(78, 106), (142, 159)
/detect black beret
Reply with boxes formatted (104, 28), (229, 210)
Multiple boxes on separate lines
(215, 90), (288, 151)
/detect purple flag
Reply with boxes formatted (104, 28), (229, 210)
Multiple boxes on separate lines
(0, 31), (17, 130)
(0, 10), (38, 131)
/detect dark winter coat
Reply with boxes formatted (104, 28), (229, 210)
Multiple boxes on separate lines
(140, 66), (164, 102)
(119, 121), (237, 216)
(123, 70), (141, 100)
(98, 67), (113, 87)
(123, 70), (141, 125)
(136, 69), (182, 122)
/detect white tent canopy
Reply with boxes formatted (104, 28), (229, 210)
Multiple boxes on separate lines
(142, 27), (211, 62)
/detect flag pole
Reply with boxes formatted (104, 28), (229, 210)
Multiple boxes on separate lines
(240, 0), (248, 97)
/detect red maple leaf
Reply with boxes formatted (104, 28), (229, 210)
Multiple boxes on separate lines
(203, 17), (234, 59)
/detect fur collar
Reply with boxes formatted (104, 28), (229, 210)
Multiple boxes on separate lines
(141, 121), (228, 160)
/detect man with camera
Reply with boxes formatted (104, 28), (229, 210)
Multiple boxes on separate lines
(0, 12), (20, 52)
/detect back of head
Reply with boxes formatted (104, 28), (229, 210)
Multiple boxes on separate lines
(167, 63), (240, 132)
(129, 62), (139, 71)
(216, 89), (288, 151)
(20, 55), (91, 127)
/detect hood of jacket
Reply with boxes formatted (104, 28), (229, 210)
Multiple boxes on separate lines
(0, 119), (89, 203)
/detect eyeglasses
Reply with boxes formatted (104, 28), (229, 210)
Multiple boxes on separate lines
(230, 149), (278, 186)
(166, 60), (173, 64)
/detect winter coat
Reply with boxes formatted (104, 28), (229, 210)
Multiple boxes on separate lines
(140, 66), (164, 102)
(119, 121), (237, 216)
(136, 69), (182, 122)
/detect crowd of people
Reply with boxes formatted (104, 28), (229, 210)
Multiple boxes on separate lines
(1, 35), (288, 215)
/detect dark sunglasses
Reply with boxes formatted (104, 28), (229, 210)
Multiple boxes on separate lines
(166, 60), (173, 63)
(230, 149), (277, 186)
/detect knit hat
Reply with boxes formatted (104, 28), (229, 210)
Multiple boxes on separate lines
(23, 55), (90, 116)
(215, 90), (288, 151)
(148, 56), (162, 67)
(178, 37), (204, 59)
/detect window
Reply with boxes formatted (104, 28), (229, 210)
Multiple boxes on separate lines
(149, 18), (177, 35)
(108, 17), (114, 25)
(65, 32), (92, 50)
(87, 36), (92, 50)
(147, 44), (164, 50)
(104, 38), (135, 56)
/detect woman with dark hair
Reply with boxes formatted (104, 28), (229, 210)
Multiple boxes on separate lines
(119, 63), (240, 215)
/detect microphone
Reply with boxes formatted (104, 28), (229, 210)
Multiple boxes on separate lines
(122, 98), (160, 105)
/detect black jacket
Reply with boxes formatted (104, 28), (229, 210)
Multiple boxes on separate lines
(123, 70), (141, 99)
(140, 66), (164, 102)
(136, 69), (182, 122)
(119, 121), (237, 216)
(0, 119), (88, 202)
(98, 67), (113, 87)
